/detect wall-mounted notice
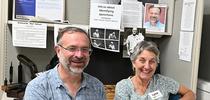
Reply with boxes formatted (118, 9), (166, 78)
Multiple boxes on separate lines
(180, 0), (196, 31)
(89, 3), (121, 52)
(12, 21), (47, 48)
(13, 0), (65, 22)
(89, 3), (121, 29)
(178, 31), (194, 62)
(121, 0), (143, 30)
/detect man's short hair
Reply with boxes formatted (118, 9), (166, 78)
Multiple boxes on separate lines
(148, 4), (161, 14)
(57, 27), (90, 45)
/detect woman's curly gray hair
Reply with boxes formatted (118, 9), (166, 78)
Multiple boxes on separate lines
(130, 41), (160, 63)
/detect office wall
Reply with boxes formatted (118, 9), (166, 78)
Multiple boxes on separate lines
(0, 1), (204, 100)
(65, 0), (203, 91)
(159, 0), (203, 92)
(2, 0), (133, 85)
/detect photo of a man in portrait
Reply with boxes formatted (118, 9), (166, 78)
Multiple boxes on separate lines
(143, 3), (167, 33)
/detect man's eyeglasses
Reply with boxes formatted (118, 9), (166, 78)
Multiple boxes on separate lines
(58, 44), (92, 54)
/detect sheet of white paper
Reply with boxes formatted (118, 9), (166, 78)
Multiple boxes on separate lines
(121, 0), (143, 29)
(89, 3), (121, 52)
(89, 3), (121, 29)
(12, 21), (47, 48)
(180, 0), (196, 31)
(178, 31), (194, 62)
(36, 0), (64, 21)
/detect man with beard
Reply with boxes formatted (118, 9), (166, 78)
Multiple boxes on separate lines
(144, 4), (165, 32)
(24, 27), (106, 100)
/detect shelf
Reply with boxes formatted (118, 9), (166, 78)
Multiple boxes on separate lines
(7, 20), (89, 30)
(145, 31), (172, 38)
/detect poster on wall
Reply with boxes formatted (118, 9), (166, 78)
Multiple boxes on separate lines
(89, 2), (121, 52)
(143, 3), (167, 33)
(13, 0), (65, 22)
(180, 0), (196, 31)
(12, 21), (47, 48)
(122, 27), (145, 58)
(121, 0), (143, 30)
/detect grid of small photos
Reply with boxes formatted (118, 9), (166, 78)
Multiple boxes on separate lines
(90, 28), (120, 52)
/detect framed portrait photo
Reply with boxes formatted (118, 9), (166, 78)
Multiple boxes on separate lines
(143, 3), (167, 33)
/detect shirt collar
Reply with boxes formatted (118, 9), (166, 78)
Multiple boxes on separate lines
(52, 65), (89, 89)
(51, 65), (63, 88)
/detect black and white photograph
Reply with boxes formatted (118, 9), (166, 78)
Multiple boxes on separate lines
(105, 40), (119, 51)
(90, 28), (120, 52)
(90, 28), (105, 39)
(106, 29), (119, 40)
(91, 39), (105, 48)
(123, 27), (145, 58)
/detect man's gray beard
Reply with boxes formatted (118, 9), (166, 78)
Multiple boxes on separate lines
(60, 55), (88, 75)
(68, 64), (87, 75)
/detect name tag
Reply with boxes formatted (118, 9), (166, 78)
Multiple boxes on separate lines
(148, 90), (163, 100)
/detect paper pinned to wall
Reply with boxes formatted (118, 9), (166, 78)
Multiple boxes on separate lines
(89, 3), (121, 52)
(36, 0), (65, 22)
(13, 0), (65, 22)
(180, 0), (196, 31)
(178, 31), (194, 62)
(89, 3), (121, 29)
(12, 21), (47, 48)
(121, 0), (143, 29)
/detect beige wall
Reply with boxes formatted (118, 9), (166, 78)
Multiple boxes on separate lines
(0, 0), (204, 99)
(159, 0), (203, 92)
